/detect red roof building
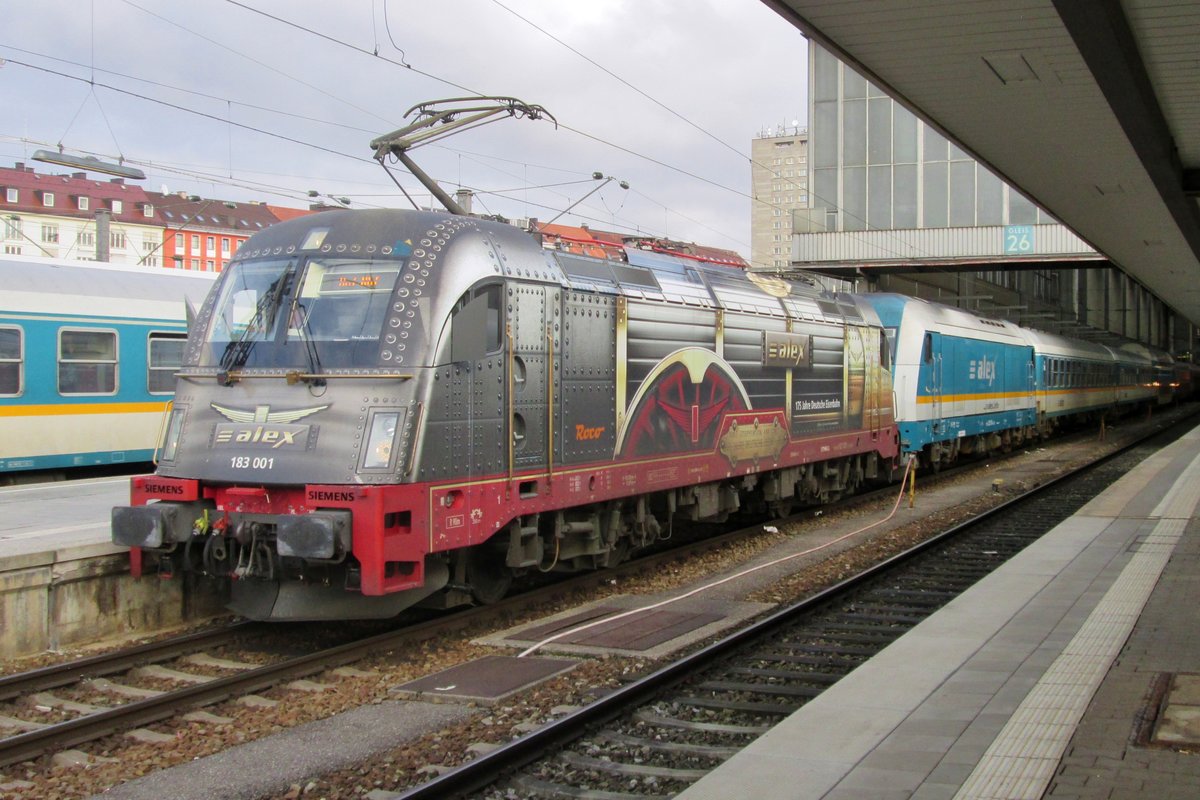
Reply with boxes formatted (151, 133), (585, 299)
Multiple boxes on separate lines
(535, 222), (625, 259)
(533, 219), (749, 269)
(0, 162), (163, 264)
(0, 162), (315, 271)
(146, 192), (283, 272)
(266, 204), (313, 223)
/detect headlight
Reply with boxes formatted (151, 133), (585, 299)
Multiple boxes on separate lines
(362, 411), (400, 469)
(160, 408), (186, 462)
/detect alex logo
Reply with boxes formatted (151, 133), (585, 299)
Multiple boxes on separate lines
(211, 403), (328, 424)
(575, 424), (606, 441)
(970, 356), (997, 385)
(762, 331), (812, 368)
(215, 426), (302, 448)
(210, 404), (326, 450)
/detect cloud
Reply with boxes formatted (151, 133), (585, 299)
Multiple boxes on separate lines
(0, 0), (808, 257)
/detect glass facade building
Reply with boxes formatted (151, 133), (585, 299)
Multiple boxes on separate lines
(809, 43), (1049, 235)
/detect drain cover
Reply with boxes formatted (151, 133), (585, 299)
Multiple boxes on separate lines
(392, 655), (578, 705)
(516, 606), (723, 651)
(1153, 674), (1200, 746)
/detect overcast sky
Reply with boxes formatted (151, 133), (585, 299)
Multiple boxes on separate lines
(0, 0), (809, 261)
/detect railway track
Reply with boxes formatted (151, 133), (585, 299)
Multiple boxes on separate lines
(383, 419), (1190, 800)
(0, 497), (871, 770)
(0, 419), (1176, 774)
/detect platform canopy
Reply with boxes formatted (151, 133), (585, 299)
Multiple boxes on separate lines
(763, 0), (1200, 326)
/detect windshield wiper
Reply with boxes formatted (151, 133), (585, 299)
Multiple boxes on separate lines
(217, 272), (291, 383)
(287, 296), (325, 386)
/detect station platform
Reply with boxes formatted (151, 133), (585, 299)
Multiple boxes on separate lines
(678, 423), (1200, 800)
(0, 475), (129, 563)
(0, 474), (210, 657)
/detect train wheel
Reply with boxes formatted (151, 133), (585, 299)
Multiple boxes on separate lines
(466, 547), (513, 605)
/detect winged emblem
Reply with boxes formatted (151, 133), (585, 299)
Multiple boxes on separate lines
(211, 403), (329, 423)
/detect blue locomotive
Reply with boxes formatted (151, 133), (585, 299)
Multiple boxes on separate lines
(855, 293), (1177, 470)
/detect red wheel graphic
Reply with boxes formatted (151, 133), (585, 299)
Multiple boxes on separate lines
(620, 356), (749, 457)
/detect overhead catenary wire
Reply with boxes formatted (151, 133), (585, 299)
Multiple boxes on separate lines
(119, 0), (401, 129)
(1, 45), (701, 243)
(8, 2), (921, 260)
(486, 2), (933, 262)
(0, 43), (386, 136)
(167, 1), (778, 242)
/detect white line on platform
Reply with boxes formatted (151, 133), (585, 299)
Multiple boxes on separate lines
(1, 522), (107, 540)
(0, 476), (138, 495)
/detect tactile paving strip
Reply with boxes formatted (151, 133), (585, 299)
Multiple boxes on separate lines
(953, 449), (1200, 799)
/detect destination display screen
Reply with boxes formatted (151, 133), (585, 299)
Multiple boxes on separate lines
(317, 263), (401, 295)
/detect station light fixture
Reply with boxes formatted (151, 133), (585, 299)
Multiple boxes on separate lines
(31, 149), (146, 180)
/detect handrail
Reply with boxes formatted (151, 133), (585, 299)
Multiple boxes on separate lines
(174, 371), (413, 384)
(151, 400), (173, 466)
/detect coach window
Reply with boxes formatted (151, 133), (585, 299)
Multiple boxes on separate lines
(59, 329), (117, 395)
(0, 326), (22, 396)
(147, 332), (188, 394)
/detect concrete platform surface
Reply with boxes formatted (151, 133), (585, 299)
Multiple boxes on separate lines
(0, 475), (132, 564)
(679, 422), (1200, 800)
(84, 700), (471, 800)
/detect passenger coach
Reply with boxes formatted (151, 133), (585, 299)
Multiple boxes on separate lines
(0, 255), (215, 475)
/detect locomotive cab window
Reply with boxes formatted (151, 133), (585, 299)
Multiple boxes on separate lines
(450, 283), (503, 363)
(202, 256), (405, 369)
(147, 332), (188, 394)
(59, 329), (117, 395)
(922, 332), (934, 364)
(0, 325), (22, 396)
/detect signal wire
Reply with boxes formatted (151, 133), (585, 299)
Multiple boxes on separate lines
(120, 0), (399, 128)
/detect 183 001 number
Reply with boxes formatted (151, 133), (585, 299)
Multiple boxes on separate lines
(230, 456), (275, 469)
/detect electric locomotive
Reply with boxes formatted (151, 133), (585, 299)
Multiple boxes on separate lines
(855, 293), (1175, 472)
(113, 208), (901, 620)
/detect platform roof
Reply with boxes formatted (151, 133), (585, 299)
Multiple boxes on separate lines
(763, 0), (1200, 327)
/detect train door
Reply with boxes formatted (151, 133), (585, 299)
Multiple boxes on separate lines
(922, 331), (943, 435)
(871, 327), (891, 431)
(849, 325), (884, 433)
(845, 326), (867, 431)
(448, 282), (507, 532)
(507, 283), (554, 475)
(1024, 346), (1036, 423)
